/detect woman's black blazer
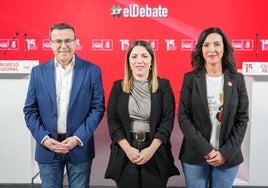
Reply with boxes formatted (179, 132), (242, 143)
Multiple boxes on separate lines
(105, 77), (179, 181)
(178, 69), (249, 167)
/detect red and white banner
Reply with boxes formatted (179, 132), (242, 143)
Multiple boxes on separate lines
(0, 0), (267, 110)
(0, 60), (38, 74)
(243, 62), (268, 75)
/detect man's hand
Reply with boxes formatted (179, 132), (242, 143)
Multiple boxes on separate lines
(43, 136), (80, 154)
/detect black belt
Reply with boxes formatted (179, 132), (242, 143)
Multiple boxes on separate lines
(131, 132), (150, 142)
(57, 134), (66, 142)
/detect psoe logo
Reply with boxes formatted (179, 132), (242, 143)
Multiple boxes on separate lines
(0, 39), (19, 50)
(146, 39), (158, 51)
(42, 39), (51, 50)
(232, 39), (253, 51)
(181, 39), (197, 51)
(111, 4), (168, 18)
(92, 39), (113, 50)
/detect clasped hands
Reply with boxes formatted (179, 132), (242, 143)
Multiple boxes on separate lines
(126, 146), (155, 165)
(43, 136), (80, 154)
(118, 138), (161, 166)
(205, 149), (226, 167)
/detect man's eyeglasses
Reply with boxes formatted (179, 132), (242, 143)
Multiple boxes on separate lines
(50, 39), (76, 46)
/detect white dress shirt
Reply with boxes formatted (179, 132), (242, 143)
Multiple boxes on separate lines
(55, 58), (75, 134)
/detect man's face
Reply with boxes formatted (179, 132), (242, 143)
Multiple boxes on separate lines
(50, 28), (76, 65)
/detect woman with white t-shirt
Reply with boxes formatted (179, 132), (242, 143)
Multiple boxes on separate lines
(178, 27), (249, 188)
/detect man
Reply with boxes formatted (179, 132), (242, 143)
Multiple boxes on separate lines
(23, 23), (104, 188)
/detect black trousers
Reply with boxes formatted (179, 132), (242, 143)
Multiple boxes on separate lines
(116, 139), (167, 188)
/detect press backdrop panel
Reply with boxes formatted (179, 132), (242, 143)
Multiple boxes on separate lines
(1, 0), (268, 110)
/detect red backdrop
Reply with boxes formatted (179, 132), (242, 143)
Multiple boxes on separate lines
(1, 0), (268, 112)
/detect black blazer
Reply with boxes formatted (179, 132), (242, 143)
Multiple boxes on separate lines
(105, 77), (179, 181)
(178, 70), (249, 167)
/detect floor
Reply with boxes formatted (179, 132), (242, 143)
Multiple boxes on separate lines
(0, 185), (183, 188)
(0, 184), (266, 188)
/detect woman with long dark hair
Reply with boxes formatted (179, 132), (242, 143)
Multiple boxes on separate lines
(178, 27), (249, 188)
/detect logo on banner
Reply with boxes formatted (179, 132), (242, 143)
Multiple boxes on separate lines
(260, 39), (268, 51)
(165, 39), (177, 51)
(0, 60), (38, 73)
(111, 4), (168, 18)
(181, 39), (197, 51)
(111, 5), (122, 17)
(120, 39), (130, 51)
(26, 39), (38, 50)
(0, 39), (19, 50)
(232, 39), (253, 51)
(92, 39), (113, 50)
(42, 39), (51, 50)
(243, 62), (268, 75)
(147, 40), (158, 50)
(75, 39), (82, 50)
